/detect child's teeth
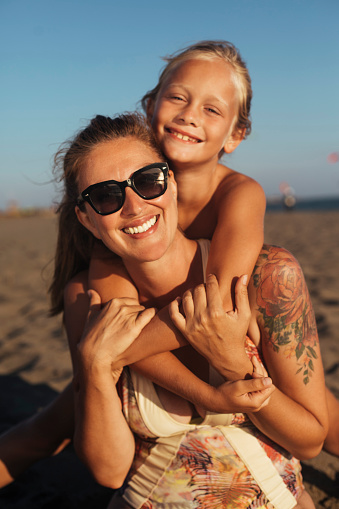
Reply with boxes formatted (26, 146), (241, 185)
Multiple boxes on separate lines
(174, 132), (198, 142)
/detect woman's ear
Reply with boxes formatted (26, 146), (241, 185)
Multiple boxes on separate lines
(223, 128), (246, 154)
(75, 206), (101, 240)
(168, 170), (177, 200)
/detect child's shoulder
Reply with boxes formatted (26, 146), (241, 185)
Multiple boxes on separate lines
(215, 164), (265, 202)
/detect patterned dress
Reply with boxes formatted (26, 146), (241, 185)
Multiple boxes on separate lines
(110, 241), (304, 509)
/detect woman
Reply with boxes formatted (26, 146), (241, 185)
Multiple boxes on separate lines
(68, 112), (326, 508)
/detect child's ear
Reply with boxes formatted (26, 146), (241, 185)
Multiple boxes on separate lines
(223, 128), (246, 154)
(75, 206), (101, 240)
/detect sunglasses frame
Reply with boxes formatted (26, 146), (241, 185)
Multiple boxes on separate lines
(77, 162), (169, 215)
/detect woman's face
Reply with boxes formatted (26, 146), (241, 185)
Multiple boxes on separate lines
(76, 136), (178, 264)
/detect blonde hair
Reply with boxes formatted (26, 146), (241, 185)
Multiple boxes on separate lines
(141, 40), (252, 137)
(49, 113), (163, 315)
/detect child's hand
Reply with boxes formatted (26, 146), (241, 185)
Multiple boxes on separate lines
(213, 376), (275, 414)
(169, 274), (251, 371)
(78, 290), (156, 376)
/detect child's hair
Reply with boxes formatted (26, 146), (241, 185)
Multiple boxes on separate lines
(49, 112), (163, 315)
(141, 40), (252, 138)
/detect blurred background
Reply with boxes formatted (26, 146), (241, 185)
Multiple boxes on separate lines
(1, 0), (338, 212)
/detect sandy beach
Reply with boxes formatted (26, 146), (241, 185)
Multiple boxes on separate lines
(0, 211), (338, 508)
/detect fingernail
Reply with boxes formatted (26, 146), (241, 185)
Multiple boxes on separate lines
(263, 377), (272, 386)
(242, 275), (248, 285)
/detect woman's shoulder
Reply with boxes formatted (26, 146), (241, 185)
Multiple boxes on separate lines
(64, 270), (89, 305)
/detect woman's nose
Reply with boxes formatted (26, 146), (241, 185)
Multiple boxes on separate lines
(121, 187), (146, 216)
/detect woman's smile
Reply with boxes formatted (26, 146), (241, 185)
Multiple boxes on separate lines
(122, 214), (158, 235)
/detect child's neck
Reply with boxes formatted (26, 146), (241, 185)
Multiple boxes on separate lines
(171, 159), (223, 206)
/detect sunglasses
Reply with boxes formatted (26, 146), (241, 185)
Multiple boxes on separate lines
(77, 162), (169, 215)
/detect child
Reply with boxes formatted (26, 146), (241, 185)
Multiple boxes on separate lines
(86, 40), (338, 456)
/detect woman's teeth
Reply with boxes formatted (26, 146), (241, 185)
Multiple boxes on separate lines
(123, 216), (157, 235)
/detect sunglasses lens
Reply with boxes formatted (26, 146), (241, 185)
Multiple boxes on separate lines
(82, 165), (168, 215)
(90, 184), (123, 214)
(134, 168), (166, 198)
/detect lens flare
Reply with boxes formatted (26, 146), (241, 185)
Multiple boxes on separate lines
(327, 152), (339, 164)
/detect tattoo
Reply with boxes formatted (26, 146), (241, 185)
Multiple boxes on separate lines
(253, 245), (318, 384)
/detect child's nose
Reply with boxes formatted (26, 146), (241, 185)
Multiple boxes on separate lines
(177, 104), (200, 127)
(121, 187), (146, 216)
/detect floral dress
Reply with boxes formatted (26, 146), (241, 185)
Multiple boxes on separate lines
(110, 241), (304, 509)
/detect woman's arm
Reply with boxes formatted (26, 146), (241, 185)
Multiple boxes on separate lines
(246, 245), (329, 459)
(207, 174), (266, 311)
(170, 252), (328, 459)
(74, 367), (133, 489)
(64, 271), (138, 487)
(72, 290), (156, 489)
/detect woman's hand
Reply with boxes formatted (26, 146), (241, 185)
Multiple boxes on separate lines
(77, 290), (156, 378)
(169, 274), (253, 379)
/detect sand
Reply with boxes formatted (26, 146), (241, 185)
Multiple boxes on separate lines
(0, 212), (338, 508)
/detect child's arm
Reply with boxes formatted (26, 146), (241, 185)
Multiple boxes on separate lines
(65, 265), (271, 415)
(207, 173), (266, 311)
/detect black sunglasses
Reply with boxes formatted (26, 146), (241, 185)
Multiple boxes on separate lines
(77, 163), (169, 215)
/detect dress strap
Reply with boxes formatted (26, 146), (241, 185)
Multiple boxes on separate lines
(197, 238), (210, 283)
(219, 425), (297, 509)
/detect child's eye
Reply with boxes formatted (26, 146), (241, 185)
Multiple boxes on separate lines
(206, 107), (220, 115)
(170, 95), (184, 102)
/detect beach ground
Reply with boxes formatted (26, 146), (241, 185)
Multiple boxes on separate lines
(0, 212), (338, 508)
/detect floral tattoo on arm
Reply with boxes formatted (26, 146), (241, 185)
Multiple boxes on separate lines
(253, 245), (318, 385)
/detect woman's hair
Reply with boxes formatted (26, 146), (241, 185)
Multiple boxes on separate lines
(141, 40), (252, 138)
(49, 112), (163, 315)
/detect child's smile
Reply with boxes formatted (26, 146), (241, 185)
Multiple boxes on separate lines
(165, 126), (202, 144)
(149, 58), (241, 169)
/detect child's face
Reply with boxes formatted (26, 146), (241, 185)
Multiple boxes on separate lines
(149, 58), (243, 169)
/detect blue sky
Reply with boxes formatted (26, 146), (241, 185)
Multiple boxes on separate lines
(1, 0), (338, 209)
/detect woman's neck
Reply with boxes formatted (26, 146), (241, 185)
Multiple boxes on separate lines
(123, 232), (201, 308)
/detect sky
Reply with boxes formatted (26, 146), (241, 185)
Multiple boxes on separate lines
(1, 0), (339, 210)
